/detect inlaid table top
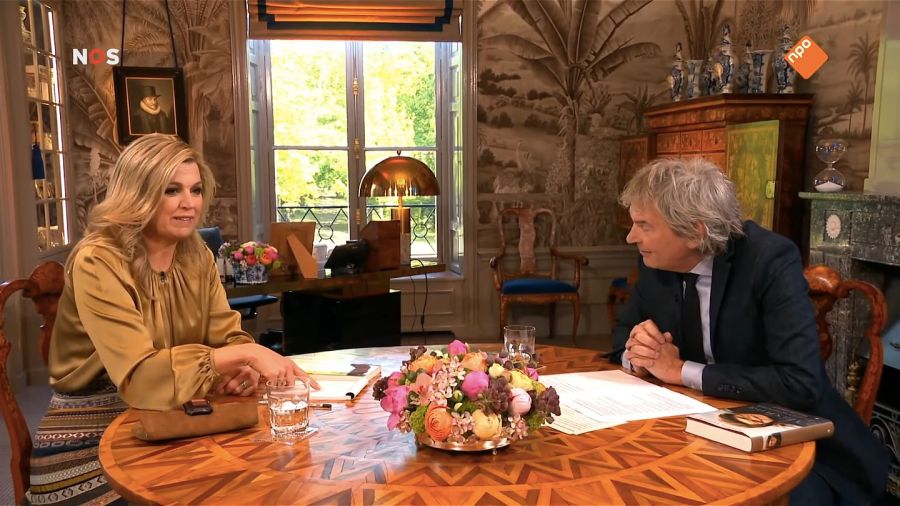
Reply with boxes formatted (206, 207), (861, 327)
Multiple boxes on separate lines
(99, 345), (814, 505)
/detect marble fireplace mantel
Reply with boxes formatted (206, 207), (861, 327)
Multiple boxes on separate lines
(800, 190), (900, 497)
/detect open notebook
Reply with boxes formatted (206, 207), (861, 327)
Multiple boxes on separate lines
(291, 359), (382, 402)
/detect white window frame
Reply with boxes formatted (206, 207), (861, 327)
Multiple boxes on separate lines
(255, 40), (457, 264)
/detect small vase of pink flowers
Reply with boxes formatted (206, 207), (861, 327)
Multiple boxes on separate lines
(219, 241), (282, 284)
(373, 340), (560, 453)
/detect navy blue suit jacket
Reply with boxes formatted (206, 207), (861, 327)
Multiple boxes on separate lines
(612, 221), (888, 503)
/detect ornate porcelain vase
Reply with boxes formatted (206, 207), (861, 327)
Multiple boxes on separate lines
(749, 50), (774, 94)
(774, 26), (798, 93)
(233, 263), (268, 284)
(735, 41), (753, 93)
(717, 24), (734, 93)
(685, 60), (704, 99)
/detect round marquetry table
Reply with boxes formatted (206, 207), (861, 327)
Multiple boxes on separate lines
(99, 345), (814, 505)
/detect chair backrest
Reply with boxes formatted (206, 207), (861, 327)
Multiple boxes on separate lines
(495, 207), (557, 281)
(0, 261), (64, 503)
(197, 226), (224, 256)
(804, 264), (886, 424)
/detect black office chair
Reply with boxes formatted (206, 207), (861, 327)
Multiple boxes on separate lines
(197, 227), (278, 320)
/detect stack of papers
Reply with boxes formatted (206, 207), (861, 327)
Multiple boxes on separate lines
(540, 370), (716, 435)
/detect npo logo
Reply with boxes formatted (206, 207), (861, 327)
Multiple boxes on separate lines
(785, 36), (828, 79)
(72, 48), (120, 65)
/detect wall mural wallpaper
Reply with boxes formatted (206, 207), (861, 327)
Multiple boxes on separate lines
(476, 0), (883, 247)
(60, 0), (239, 239)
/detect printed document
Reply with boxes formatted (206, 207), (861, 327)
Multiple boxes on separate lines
(542, 370), (716, 435)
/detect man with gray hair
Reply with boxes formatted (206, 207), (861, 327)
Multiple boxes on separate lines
(612, 158), (887, 505)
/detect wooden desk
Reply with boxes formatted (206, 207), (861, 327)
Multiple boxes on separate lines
(99, 345), (814, 505)
(224, 262), (444, 298)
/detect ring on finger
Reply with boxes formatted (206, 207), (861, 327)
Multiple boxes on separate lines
(239, 380), (250, 390)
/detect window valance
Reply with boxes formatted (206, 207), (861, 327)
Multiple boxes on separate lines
(247, 0), (462, 41)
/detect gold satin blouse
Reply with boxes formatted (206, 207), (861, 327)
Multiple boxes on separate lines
(49, 244), (254, 410)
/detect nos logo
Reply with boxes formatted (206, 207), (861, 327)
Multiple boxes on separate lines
(72, 48), (120, 65)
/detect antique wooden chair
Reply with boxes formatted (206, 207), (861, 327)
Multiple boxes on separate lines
(606, 267), (639, 331)
(0, 261), (64, 504)
(804, 264), (886, 424)
(489, 207), (589, 339)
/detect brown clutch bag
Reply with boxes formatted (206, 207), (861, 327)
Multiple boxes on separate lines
(131, 396), (259, 441)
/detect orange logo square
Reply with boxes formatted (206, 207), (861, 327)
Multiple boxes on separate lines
(786, 35), (828, 79)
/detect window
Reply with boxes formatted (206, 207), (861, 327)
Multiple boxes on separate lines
(20, 0), (71, 253)
(261, 40), (459, 262)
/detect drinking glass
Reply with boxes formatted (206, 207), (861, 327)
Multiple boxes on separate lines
(266, 379), (311, 439)
(504, 324), (536, 365)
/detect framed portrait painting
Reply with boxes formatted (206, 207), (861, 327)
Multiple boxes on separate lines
(113, 66), (188, 144)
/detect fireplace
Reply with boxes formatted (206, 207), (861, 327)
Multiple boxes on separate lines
(801, 191), (900, 498)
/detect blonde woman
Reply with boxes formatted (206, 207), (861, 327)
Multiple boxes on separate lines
(25, 134), (316, 505)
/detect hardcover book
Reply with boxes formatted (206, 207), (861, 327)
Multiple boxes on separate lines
(685, 403), (834, 452)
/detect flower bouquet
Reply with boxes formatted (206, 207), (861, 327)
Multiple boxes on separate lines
(373, 340), (560, 451)
(219, 241), (282, 284)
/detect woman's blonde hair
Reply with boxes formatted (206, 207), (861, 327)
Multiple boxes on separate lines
(71, 134), (216, 293)
(619, 158), (744, 256)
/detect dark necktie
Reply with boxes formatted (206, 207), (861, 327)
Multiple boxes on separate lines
(681, 273), (706, 363)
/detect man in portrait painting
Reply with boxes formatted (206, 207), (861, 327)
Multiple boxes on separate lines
(129, 83), (174, 135)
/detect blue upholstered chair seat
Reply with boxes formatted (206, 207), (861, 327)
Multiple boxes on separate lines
(228, 294), (279, 312)
(501, 278), (577, 295)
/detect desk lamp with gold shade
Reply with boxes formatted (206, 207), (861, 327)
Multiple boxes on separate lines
(359, 151), (440, 264)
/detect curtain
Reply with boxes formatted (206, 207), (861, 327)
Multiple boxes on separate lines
(247, 0), (462, 41)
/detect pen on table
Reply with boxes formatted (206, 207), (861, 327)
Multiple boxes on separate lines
(310, 402), (332, 409)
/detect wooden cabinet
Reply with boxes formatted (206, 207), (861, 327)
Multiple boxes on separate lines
(619, 94), (813, 249)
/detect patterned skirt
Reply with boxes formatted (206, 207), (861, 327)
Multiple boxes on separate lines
(24, 380), (128, 506)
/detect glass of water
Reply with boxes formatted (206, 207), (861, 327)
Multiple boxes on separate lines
(504, 324), (536, 365)
(266, 379), (312, 440)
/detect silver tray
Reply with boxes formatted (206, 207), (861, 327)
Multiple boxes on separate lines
(415, 433), (511, 453)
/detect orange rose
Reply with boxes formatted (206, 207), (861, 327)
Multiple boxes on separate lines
(409, 353), (439, 374)
(425, 405), (454, 442)
(460, 352), (487, 372)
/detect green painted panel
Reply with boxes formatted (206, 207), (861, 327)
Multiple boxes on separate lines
(726, 120), (780, 228)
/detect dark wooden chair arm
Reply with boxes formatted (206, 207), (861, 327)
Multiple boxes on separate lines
(804, 264), (886, 424)
(551, 247), (589, 289)
(489, 253), (506, 291)
(0, 261), (64, 503)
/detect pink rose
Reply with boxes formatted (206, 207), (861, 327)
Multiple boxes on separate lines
(387, 371), (403, 389)
(447, 339), (468, 356)
(526, 367), (539, 380)
(508, 387), (532, 416)
(233, 251), (244, 261)
(461, 370), (490, 400)
(380, 385), (410, 416)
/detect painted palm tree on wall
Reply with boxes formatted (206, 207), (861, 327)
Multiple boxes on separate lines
(482, 0), (658, 204)
(848, 32), (878, 135)
(844, 80), (864, 136)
